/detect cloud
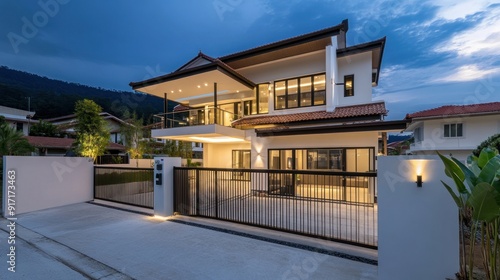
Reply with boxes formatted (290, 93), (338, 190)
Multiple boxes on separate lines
(434, 5), (500, 57)
(427, 0), (498, 22)
(434, 64), (500, 83)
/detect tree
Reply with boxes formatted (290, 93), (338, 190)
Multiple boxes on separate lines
(121, 111), (145, 166)
(0, 116), (34, 156)
(29, 120), (65, 137)
(473, 134), (500, 157)
(74, 99), (110, 161)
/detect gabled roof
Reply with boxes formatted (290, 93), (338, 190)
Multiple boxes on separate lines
(406, 102), (500, 119)
(232, 102), (387, 127)
(26, 136), (126, 151)
(175, 51), (216, 72)
(220, 19), (348, 68)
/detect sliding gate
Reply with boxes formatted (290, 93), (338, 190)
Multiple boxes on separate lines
(174, 167), (377, 248)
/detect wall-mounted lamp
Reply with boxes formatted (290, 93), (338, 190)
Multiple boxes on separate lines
(416, 175), (423, 187)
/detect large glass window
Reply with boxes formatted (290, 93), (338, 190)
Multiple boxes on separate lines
(275, 73), (326, 110)
(232, 150), (251, 169)
(300, 77), (312, 107)
(275, 81), (286, 109)
(257, 84), (269, 114)
(313, 74), (326, 105)
(269, 148), (373, 172)
(287, 79), (298, 108)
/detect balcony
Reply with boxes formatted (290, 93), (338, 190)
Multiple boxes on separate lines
(154, 107), (239, 129)
(151, 107), (247, 143)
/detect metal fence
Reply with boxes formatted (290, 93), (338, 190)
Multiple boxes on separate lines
(174, 167), (378, 248)
(94, 166), (154, 209)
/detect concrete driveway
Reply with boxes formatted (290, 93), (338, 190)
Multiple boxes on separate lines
(0, 203), (377, 279)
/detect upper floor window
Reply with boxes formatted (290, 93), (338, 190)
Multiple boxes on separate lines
(344, 75), (354, 97)
(444, 123), (463, 138)
(414, 126), (423, 142)
(16, 122), (23, 132)
(275, 74), (326, 110)
(257, 84), (269, 114)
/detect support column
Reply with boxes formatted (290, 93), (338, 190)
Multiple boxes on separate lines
(382, 132), (388, 155)
(163, 92), (168, 128)
(326, 36), (338, 112)
(213, 82), (218, 124)
(154, 157), (182, 217)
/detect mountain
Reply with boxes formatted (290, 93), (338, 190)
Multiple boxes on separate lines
(0, 66), (176, 122)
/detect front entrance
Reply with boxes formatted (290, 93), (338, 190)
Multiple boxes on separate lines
(173, 167), (377, 248)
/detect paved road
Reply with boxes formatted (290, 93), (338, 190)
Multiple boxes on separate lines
(0, 203), (377, 279)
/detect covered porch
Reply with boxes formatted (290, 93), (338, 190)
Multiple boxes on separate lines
(130, 53), (256, 144)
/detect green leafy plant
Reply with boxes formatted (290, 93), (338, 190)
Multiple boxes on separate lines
(73, 99), (110, 162)
(438, 148), (500, 279)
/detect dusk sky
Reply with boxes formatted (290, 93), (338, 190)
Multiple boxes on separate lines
(1, 0), (499, 120)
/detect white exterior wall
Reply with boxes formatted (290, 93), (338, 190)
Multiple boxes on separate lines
(410, 114), (500, 159)
(2, 156), (93, 216)
(336, 52), (373, 107)
(250, 131), (379, 169)
(203, 142), (251, 168)
(378, 156), (458, 280)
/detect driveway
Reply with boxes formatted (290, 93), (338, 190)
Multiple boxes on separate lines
(0, 203), (377, 279)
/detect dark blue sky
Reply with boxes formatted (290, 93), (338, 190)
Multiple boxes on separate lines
(1, 0), (499, 119)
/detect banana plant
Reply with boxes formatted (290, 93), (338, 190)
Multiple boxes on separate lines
(439, 148), (500, 280)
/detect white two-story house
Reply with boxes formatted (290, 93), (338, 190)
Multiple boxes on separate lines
(130, 19), (406, 202)
(406, 102), (500, 159)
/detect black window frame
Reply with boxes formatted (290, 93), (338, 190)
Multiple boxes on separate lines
(274, 73), (326, 110)
(268, 147), (375, 172)
(344, 75), (354, 97)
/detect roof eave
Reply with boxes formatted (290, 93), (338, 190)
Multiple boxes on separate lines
(220, 19), (348, 63)
(130, 60), (255, 91)
(255, 119), (410, 137)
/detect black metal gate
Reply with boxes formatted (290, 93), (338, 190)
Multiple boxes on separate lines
(174, 167), (377, 248)
(94, 166), (154, 209)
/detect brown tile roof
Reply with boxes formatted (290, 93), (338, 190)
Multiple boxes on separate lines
(406, 102), (500, 119)
(232, 102), (387, 127)
(26, 136), (126, 151)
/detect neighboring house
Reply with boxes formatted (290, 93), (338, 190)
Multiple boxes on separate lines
(47, 112), (128, 145)
(0, 105), (37, 136)
(405, 102), (500, 159)
(26, 136), (126, 156)
(130, 19), (407, 202)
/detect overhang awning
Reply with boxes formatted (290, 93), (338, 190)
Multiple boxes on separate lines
(130, 60), (256, 103)
(254, 120), (410, 137)
(151, 124), (248, 144)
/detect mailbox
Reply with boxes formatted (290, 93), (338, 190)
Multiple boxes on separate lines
(154, 159), (164, 187)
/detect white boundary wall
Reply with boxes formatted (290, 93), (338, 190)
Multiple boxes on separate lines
(378, 155), (459, 280)
(2, 156), (93, 217)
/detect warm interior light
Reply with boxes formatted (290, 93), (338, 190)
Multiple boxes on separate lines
(197, 85), (201, 88)
(204, 83), (208, 86)
(189, 136), (245, 143)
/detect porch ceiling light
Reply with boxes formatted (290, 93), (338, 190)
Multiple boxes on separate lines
(189, 136), (245, 143)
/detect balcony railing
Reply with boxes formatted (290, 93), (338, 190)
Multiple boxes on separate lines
(153, 107), (239, 129)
